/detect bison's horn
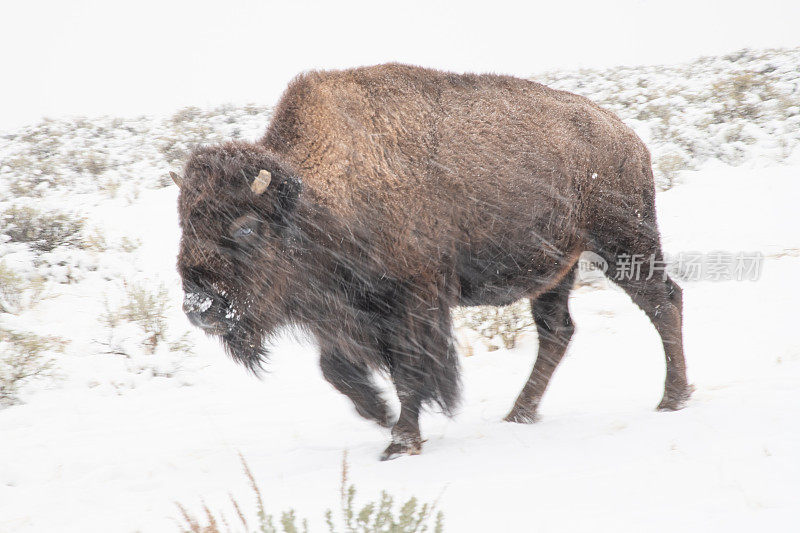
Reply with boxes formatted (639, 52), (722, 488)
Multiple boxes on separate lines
(169, 171), (183, 188)
(251, 170), (272, 195)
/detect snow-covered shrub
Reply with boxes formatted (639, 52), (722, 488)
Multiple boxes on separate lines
(0, 328), (65, 406)
(177, 453), (444, 533)
(655, 152), (689, 190)
(453, 300), (534, 351)
(0, 262), (60, 405)
(1, 205), (85, 252)
(122, 282), (169, 354)
(0, 104), (273, 199)
(98, 176), (121, 198)
(100, 281), (192, 356)
(158, 123), (216, 166)
(171, 106), (205, 125)
(0, 262), (45, 314)
(94, 282), (193, 385)
(158, 106), (248, 167)
(81, 228), (108, 252)
(66, 149), (110, 176)
(119, 236), (141, 253)
(537, 47), (800, 188)
(4, 155), (59, 198)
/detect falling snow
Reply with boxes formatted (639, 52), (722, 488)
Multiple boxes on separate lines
(1, 49), (799, 532)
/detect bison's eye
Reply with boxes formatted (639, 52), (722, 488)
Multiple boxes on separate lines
(229, 215), (260, 244)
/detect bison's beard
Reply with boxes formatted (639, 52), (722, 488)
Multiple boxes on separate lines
(221, 316), (270, 374)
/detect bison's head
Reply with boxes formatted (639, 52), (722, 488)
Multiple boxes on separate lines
(172, 142), (302, 371)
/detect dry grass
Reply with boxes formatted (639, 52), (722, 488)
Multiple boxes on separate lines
(99, 281), (192, 356)
(176, 454), (309, 533)
(0, 262), (46, 314)
(176, 452), (444, 533)
(0, 328), (66, 406)
(122, 281), (170, 354)
(1, 205), (85, 252)
(655, 152), (690, 190)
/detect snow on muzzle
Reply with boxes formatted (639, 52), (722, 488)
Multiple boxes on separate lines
(182, 283), (237, 335)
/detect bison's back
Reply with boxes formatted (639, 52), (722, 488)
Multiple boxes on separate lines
(263, 64), (653, 283)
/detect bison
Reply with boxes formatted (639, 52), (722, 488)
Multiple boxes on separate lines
(171, 63), (691, 460)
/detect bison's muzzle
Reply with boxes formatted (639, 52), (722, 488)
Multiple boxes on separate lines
(182, 280), (232, 336)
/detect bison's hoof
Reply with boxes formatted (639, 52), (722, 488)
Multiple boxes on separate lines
(657, 384), (695, 411)
(380, 438), (422, 461)
(503, 409), (539, 424)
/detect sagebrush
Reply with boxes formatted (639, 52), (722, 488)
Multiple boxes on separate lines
(176, 452), (444, 533)
(100, 281), (192, 355)
(1, 205), (85, 252)
(453, 300), (535, 350)
(0, 262), (46, 314)
(0, 328), (65, 406)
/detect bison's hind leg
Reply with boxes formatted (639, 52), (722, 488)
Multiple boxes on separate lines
(590, 214), (692, 411)
(505, 266), (576, 424)
(320, 347), (396, 428)
(607, 265), (691, 411)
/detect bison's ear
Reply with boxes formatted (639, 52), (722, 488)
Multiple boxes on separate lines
(266, 174), (302, 234)
(277, 175), (302, 214)
(251, 170), (272, 195)
(169, 171), (183, 188)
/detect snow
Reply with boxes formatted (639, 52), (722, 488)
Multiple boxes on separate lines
(2, 49), (800, 532)
(1, 159), (798, 531)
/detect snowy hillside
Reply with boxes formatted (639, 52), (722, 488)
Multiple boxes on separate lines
(539, 47), (800, 187)
(1, 49), (799, 532)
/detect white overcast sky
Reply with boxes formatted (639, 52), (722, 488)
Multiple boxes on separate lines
(2, 0), (799, 130)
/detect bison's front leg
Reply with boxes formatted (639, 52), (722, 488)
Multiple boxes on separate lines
(319, 346), (395, 428)
(380, 297), (461, 461)
(381, 388), (423, 460)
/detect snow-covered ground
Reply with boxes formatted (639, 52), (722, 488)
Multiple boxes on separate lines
(2, 50), (800, 532)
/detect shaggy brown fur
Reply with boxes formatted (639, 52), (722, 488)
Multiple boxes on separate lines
(175, 63), (691, 460)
